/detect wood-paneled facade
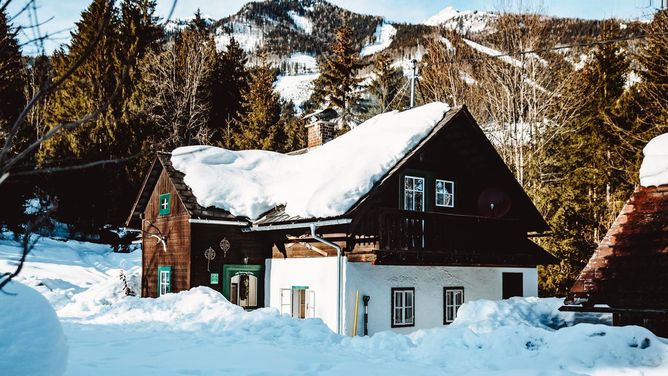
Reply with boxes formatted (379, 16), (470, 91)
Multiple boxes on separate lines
(128, 106), (556, 303)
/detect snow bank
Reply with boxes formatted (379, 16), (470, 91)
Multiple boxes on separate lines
(640, 133), (668, 187)
(171, 102), (450, 219)
(360, 21), (397, 57)
(0, 281), (68, 376)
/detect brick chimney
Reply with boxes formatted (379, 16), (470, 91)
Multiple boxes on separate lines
(303, 108), (339, 148)
(306, 120), (335, 148)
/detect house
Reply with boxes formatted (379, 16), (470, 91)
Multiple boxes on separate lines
(127, 103), (556, 335)
(562, 133), (668, 337)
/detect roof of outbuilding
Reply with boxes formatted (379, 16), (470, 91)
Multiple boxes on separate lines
(565, 184), (668, 309)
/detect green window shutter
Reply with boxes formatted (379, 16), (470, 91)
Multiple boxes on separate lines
(158, 193), (171, 216)
(157, 265), (172, 296)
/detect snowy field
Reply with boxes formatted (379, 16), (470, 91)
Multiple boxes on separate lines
(2, 235), (668, 375)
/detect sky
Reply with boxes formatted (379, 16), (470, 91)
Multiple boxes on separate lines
(6, 0), (661, 54)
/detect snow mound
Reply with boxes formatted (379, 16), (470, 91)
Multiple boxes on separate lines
(67, 286), (339, 344)
(58, 268), (139, 317)
(640, 133), (668, 187)
(171, 102), (451, 220)
(360, 21), (397, 57)
(0, 281), (68, 376)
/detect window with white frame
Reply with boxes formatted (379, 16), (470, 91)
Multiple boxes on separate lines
(403, 176), (425, 211)
(158, 266), (171, 296)
(280, 287), (315, 319)
(444, 287), (464, 324)
(435, 179), (455, 208)
(391, 288), (415, 327)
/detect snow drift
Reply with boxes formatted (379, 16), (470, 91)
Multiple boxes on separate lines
(171, 102), (451, 220)
(0, 281), (68, 376)
(640, 133), (668, 187)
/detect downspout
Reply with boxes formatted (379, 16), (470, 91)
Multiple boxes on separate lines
(310, 223), (343, 335)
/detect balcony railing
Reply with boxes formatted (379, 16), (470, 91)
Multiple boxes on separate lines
(377, 208), (522, 254)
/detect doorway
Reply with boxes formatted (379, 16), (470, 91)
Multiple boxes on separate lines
(502, 272), (523, 299)
(222, 264), (263, 309)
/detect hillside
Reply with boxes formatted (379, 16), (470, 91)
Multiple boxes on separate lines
(183, 0), (642, 110)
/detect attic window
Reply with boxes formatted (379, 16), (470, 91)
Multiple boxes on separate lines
(435, 180), (454, 208)
(159, 193), (171, 216)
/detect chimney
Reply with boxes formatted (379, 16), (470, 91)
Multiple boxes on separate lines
(303, 108), (339, 148)
(306, 120), (335, 148)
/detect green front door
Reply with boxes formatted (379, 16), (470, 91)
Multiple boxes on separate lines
(222, 264), (263, 309)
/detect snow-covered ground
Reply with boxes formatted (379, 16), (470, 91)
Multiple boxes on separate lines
(360, 21), (397, 57)
(2, 234), (668, 375)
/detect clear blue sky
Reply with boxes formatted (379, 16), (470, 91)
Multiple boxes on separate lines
(7, 0), (661, 54)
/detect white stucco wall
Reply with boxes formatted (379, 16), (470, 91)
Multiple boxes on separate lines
(266, 257), (537, 335)
(344, 264), (538, 335)
(265, 257), (340, 330)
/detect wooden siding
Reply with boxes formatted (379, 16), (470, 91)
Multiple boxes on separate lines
(141, 168), (191, 297)
(190, 224), (273, 307)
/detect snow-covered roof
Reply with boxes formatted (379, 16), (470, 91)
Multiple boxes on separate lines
(640, 133), (668, 187)
(170, 102), (451, 220)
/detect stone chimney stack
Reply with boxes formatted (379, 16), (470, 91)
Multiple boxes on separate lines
(303, 108), (338, 148)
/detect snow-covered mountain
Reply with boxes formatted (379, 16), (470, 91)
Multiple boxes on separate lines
(423, 6), (495, 33)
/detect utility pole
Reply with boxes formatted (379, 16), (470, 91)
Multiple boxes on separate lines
(409, 59), (416, 108)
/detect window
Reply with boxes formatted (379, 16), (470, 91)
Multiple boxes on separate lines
(280, 287), (315, 319)
(158, 193), (171, 216)
(403, 176), (425, 211)
(444, 287), (464, 324)
(391, 288), (415, 327)
(435, 179), (455, 208)
(157, 266), (171, 296)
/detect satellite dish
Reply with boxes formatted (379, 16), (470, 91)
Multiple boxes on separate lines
(477, 187), (511, 218)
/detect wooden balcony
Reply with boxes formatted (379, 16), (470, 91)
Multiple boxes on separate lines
(367, 208), (552, 266)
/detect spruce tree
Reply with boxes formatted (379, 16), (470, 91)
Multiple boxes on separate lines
(38, 0), (123, 229)
(235, 60), (284, 151)
(367, 52), (405, 116)
(537, 25), (632, 295)
(279, 101), (305, 152)
(0, 8), (30, 233)
(209, 37), (249, 148)
(0, 8), (27, 152)
(309, 25), (364, 129)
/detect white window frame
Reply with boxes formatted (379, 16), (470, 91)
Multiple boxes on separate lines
(159, 269), (170, 296)
(280, 287), (315, 319)
(435, 179), (455, 208)
(403, 176), (425, 212)
(391, 288), (415, 327)
(444, 287), (464, 324)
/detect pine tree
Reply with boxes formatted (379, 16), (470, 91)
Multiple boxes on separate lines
(537, 25), (632, 295)
(279, 101), (305, 152)
(37, 0), (123, 229)
(209, 37), (249, 148)
(309, 25), (364, 129)
(367, 52), (405, 116)
(0, 8), (27, 152)
(0, 8), (30, 233)
(235, 60), (284, 150)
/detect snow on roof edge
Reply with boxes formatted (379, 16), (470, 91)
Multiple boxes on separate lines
(639, 133), (668, 188)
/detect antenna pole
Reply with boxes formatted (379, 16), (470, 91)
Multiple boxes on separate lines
(410, 59), (417, 108)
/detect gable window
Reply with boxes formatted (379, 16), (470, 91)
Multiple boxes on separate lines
(444, 287), (464, 324)
(435, 179), (455, 208)
(280, 287), (315, 319)
(403, 176), (425, 211)
(391, 287), (415, 327)
(159, 193), (171, 216)
(157, 266), (172, 296)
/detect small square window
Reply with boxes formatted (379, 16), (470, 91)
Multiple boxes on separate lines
(391, 287), (415, 327)
(159, 193), (171, 216)
(435, 180), (455, 208)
